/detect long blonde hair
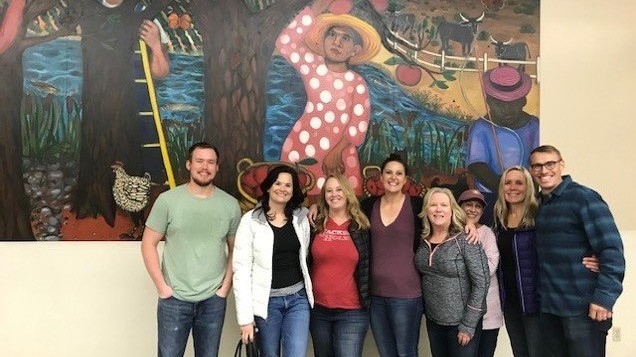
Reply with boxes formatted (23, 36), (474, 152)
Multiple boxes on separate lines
(314, 174), (370, 232)
(493, 166), (538, 228)
(418, 187), (466, 238)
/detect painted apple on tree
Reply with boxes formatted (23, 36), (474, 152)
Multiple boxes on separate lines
(329, 0), (354, 14)
(395, 64), (422, 86)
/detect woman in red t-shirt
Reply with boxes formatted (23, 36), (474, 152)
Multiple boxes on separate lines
(309, 174), (371, 357)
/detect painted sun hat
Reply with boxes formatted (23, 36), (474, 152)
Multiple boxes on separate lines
(482, 65), (532, 102)
(305, 13), (382, 65)
(458, 189), (487, 206)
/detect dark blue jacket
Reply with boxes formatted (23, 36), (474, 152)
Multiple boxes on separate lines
(495, 226), (540, 314)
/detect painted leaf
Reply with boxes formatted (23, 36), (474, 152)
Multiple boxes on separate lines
(384, 57), (406, 66)
(435, 81), (449, 89)
(298, 158), (318, 166)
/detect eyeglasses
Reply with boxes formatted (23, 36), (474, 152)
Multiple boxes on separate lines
(530, 160), (561, 172)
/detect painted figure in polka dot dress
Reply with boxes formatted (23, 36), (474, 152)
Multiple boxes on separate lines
(276, 0), (381, 196)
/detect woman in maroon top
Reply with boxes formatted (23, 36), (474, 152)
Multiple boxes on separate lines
(360, 153), (425, 357)
(309, 174), (371, 357)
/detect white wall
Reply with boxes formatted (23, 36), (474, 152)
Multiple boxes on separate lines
(1, 233), (635, 356)
(2, 0), (636, 356)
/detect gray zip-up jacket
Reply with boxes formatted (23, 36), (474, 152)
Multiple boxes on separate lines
(414, 232), (489, 336)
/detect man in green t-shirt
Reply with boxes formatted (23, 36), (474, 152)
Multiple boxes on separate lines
(141, 142), (241, 357)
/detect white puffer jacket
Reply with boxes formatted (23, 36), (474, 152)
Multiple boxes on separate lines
(232, 205), (314, 326)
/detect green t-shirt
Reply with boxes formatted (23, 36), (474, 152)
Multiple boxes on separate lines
(146, 184), (241, 302)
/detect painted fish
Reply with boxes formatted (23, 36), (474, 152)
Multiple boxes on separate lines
(160, 103), (201, 112)
(29, 80), (59, 95)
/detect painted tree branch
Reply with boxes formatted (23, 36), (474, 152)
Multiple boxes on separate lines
(19, 26), (75, 52)
(139, 0), (173, 21)
(23, 0), (59, 23)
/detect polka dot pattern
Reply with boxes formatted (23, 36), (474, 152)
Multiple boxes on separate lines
(288, 150), (299, 162)
(353, 104), (364, 116)
(324, 111), (335, 123)
(320, 90), (332, 103)
(336, 99), (347, 111)
(299, 130), (309, 144)
(305, 145), (315, 157)
(319, 137), (330, 150)
(316, 64), (328, 76)
(275, 7), (370, 196)
(310, 117), (322, 129)
(301, 15), (312, 26)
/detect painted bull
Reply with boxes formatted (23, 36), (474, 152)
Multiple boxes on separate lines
(491, 37), (531, 71)
(437, 12), (485, 56)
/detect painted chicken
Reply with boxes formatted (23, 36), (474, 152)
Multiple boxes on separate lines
(111, 162), (152, 240)
(112, 162), (152, 212)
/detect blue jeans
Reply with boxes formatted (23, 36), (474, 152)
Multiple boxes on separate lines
(310, 305), (369, 357)
(503, 304), (544, 357)
(540, 313), (611, 357)
(369, 296), (423, 357)
(157, 294), (226, 357)
(426, 318), (483, 357)
(478, 328), (499, 357)
(255, 289), (311, 357)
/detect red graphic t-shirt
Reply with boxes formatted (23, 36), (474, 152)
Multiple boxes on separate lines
(310, 218), (361, 309)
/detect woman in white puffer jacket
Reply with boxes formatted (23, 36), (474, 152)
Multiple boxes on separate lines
(233, 165), (314, 357)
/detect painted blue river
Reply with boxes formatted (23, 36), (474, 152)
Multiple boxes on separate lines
(22, 38), (467, 174)
(23, 38), (205, 123)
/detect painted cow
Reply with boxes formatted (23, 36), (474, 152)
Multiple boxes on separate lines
(491, 37), (531, 71)
(391, 11), (416, 36)
(437, 12), (485, 56)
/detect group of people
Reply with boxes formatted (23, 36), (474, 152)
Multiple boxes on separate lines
(140, 140), (624, 357)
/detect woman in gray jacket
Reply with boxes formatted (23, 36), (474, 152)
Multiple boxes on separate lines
(414, 187), (489, 357)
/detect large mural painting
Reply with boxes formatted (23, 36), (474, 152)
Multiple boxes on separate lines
(0, 0), (539, 241)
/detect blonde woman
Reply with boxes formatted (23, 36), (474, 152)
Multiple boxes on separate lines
(415, 188), (489, 357)
(493, 166), (542, 357)
(309, 174), (370, 356)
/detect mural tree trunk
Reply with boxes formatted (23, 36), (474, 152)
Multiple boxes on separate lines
(0, 47), (32, 240)
(0, 0), (71, 240)
(191, 0), (310, 194)
(73, 0), (170, 225)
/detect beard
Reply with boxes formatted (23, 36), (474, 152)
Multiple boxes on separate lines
(191, 172), (214, 187)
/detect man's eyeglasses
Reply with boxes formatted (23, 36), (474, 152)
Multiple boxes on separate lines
(530, 160), (561, 172)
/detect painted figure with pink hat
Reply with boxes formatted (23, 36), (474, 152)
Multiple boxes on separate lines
(466, 65), (539, 225)
(275, 0), (381, 197)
